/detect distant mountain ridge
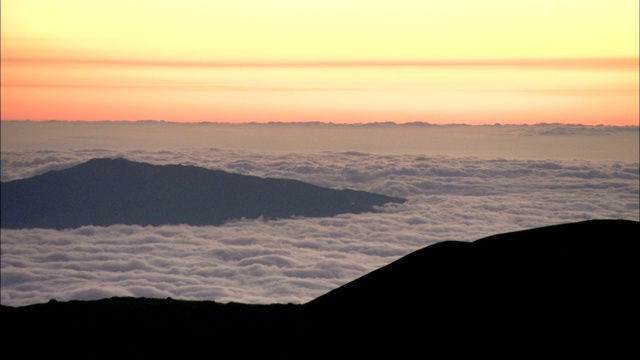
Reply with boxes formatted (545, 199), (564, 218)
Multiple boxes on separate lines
(2, 219), (637, 356)
(0, 158), (405, 229)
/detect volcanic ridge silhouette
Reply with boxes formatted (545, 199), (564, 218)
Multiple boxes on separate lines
(0, 158), (405, 229)
(2, 219), (637, 356)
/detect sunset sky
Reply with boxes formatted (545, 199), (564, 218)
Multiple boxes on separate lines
(1, 0), (638, 125)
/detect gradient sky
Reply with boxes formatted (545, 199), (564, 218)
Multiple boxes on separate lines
(1, 0), (638, 124)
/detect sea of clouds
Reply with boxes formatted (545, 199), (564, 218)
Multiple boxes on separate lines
(1, 122), (638, 306)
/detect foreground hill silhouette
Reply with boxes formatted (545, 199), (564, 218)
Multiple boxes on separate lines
(2, 219), (637, 356)
(0, 158), (405, 229)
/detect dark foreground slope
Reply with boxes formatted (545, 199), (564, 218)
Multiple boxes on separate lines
(0, 158), (405, 229)
(2, 220), (638, 356)
(305, 219), (639, 348)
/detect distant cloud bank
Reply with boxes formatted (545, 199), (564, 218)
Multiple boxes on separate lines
(2, 122), (638, 161)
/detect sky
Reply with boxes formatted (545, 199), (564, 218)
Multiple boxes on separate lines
(1, 1), (639, 307)
(1, 0), (639, 125)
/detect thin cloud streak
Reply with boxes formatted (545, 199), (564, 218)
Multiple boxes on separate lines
(4, 83), (638, 96)
(1, 83), (365, 92)
(3, 57), (638, 70)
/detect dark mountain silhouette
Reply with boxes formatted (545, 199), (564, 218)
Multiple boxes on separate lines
(0, 158), (405, 229)
(2, 220), (637, 356)
(304, 219), (638, 342)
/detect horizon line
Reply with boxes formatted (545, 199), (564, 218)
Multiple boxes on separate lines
(3, 57), (638, 69)
(2, 119), (638, 128)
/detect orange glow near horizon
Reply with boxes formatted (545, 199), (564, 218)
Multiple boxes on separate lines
(1, 1), (639, 125)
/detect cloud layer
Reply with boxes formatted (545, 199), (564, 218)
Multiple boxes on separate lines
(2, 145), (638, 307)
(2, 122), (638, 162)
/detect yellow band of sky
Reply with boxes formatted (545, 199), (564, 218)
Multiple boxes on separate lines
(1, 0), (638, 124)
